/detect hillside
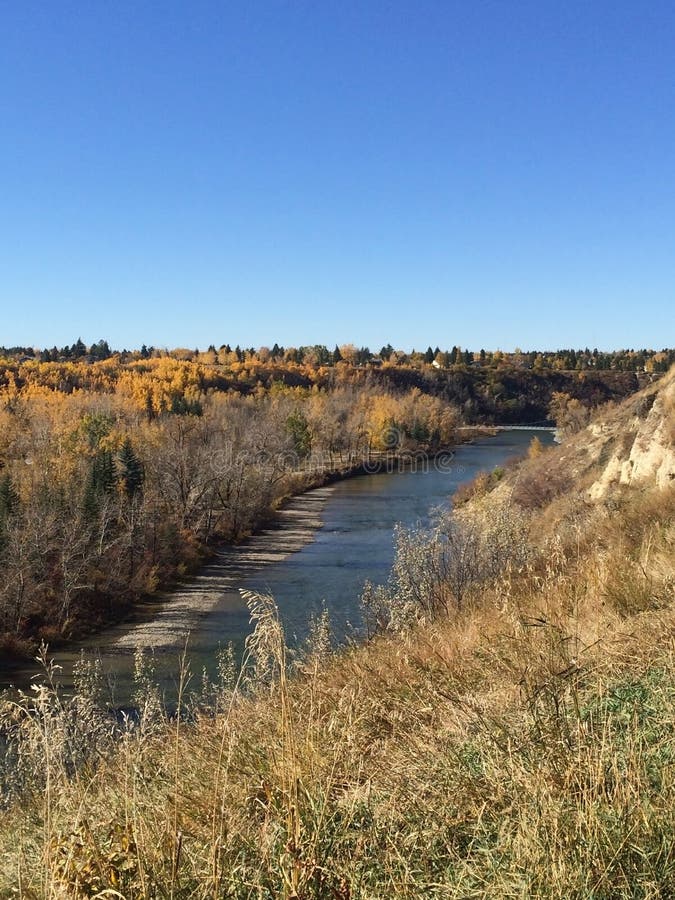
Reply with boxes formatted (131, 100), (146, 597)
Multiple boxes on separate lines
(484, 366), (675, 533)
(0, 369), (673, 897)
(525, 365), (675, 498)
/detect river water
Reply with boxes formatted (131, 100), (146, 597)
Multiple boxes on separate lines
(2, 429), (553, 700)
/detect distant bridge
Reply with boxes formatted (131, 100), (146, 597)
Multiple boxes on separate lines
(457, 424), (556, 432)
(493, 425), (556, 431)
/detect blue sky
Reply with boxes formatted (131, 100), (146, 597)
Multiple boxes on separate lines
(1, 0), (673, 352)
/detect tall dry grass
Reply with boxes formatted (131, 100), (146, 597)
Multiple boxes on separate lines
(0, 478), (673, 898)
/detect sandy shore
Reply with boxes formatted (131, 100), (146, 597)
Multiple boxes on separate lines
(102, 484), (337, 652)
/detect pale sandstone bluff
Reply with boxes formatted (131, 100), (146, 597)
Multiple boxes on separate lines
(588, 368), (675, 499)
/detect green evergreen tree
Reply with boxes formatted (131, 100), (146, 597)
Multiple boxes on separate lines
(92, 450), (116, 494)
(118, 438), (144, 498)
(316, 345), (331, 365)
(0, 474), (18, 550)
(83, 449), (116, 517)
(0, 474), (18, 521)
(89, 339), (111, 360)
(286, 410), (312, 458)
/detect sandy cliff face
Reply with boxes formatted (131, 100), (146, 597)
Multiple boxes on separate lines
(587, 369), (675, 499)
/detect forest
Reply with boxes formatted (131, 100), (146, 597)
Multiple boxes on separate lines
(0, 342), (669, 657)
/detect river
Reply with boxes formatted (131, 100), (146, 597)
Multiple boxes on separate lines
(1, 429), (553, 701)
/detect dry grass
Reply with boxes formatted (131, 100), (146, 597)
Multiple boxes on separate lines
(0, 476), (673, 896)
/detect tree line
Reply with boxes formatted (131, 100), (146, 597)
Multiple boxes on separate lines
(2, 340), (674, 374)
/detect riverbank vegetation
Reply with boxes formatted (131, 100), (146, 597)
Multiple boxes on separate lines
(0, 363), (458, 656)
(0, 366), (673, 897)
(0, 344), (665, 655)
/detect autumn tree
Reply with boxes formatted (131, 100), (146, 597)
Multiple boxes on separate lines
(549, 392), (591, 436)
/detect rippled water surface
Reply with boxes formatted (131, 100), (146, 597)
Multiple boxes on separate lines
(243, 430), (543, 643)
(3, 429), (553, 699)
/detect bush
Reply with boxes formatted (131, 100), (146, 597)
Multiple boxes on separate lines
(512, 458), (573, 509)
(362, 497), (531, 633)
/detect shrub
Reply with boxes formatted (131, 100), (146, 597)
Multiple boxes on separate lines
(362, 497), (531, 633)
(512, 458), (573, 509)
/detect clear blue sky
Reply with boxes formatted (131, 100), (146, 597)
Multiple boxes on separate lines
(1, 0), (673, 352)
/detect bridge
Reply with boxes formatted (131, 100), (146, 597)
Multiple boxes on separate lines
(457, 424), (560, 442)
(457, 424), (556, 432)
(492, 425), (556, 431)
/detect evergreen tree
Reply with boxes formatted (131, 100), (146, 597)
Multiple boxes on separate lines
(0, 474), (18, 520)
(91, 450), (116, 494)
(84, 450), (116, 516)
(333, 344), (342, 364)
(0, 474), (18, 550)
(171, 396), (203, 416)
(89, 338), (111, 360)
(316, 345), (330, 365)
(286, 410), (312, 458)
(118, 438), (144, 498)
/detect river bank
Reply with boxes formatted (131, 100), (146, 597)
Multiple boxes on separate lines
(102, 444), (466, 653)
(0, 446), (454, 670)
(0, 429), (550, 698)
